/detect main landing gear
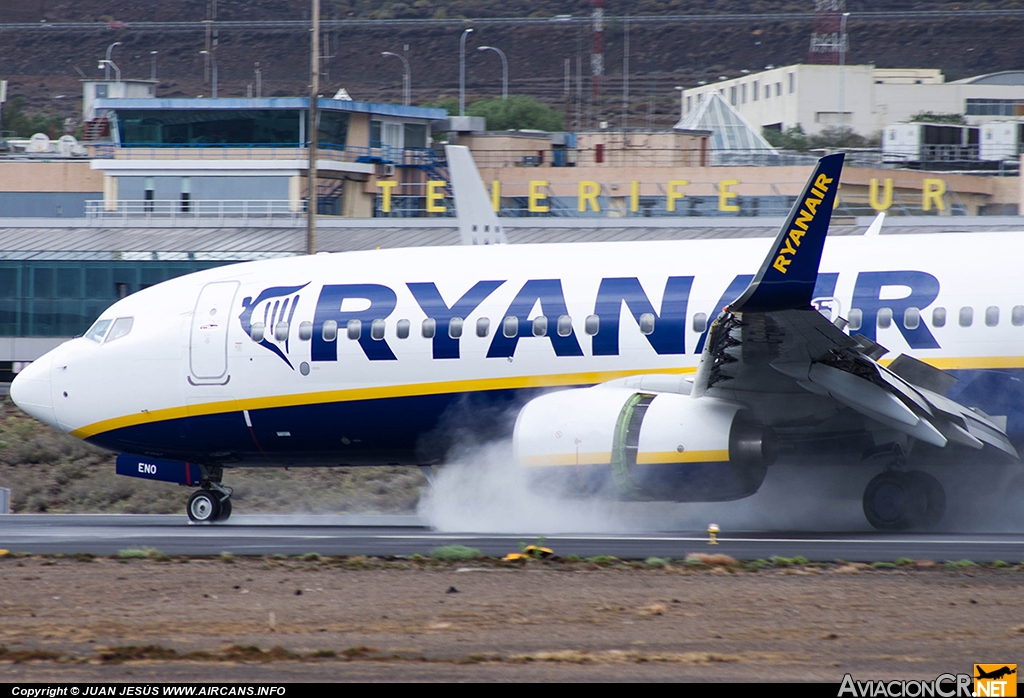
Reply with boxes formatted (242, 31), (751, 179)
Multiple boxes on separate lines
(186, 465), (233, 524)
(862, 470), (946, 531)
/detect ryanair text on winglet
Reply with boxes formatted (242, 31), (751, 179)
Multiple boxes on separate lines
(772, 173), (833, 275)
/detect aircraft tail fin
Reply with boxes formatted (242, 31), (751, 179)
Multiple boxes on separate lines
(729, 153), (844, 313)
(445, 144), (507, 245)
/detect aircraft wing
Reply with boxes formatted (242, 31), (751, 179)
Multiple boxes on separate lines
(690, 154), (1016, 457)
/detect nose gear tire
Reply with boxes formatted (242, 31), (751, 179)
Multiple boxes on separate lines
(187, 489), (222, 523)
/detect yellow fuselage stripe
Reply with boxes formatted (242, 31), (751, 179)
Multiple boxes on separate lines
(72, 355), (1024, 441)
(72, 366), (697, 440)
(520, 449), (731, 468)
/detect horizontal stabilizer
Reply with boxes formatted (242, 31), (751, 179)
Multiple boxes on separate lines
(730, 153), (844, 313)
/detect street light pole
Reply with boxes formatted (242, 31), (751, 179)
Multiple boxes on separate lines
(477, 45), (508, 101)
(199, 50), (217, 98)
(98, 60), (120, 83)
(459, 28), (473, 116)
(307, 0), (320, 255)
(150, 51), (158, 81)
(104, 42), (122, 81)
(381, 51), (411, 106)
(838, 11), (851, 146)
(674, 85), (684, 121)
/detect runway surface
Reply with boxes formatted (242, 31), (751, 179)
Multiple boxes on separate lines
(2, 514), (1023, 562)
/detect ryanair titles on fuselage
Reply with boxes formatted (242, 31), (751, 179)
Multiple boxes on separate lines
(239, 268), (944, 369)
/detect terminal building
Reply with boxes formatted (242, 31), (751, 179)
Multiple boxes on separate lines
(680, 64), (1024, 139)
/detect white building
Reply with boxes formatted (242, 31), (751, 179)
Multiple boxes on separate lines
(679, 65), (1024, 139)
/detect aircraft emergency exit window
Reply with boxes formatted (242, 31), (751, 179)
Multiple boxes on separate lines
(85, 319), (112, 343)
(274, 321), (289, 342)
(932, 307), (946, 328)
(347, 319), (362, 340)
(250, 322), (265, 342)
(371, 318), (386, 340)
(904, 307), (920, 331)
(1013, 306), (1024, 327)
(322, 320), (338, 342)
(986, 306), (1000, 327)
(847, 309), (862, 331)
(503, 316), (519, 338)
(693, 313), (708, 333)
(476, 317), (490, 337)
(557, 315), (572, 337)
(959, 307), (974, 327)
(585, 314), (600, 336)
(449, 317), (464, 339)
(298, 321), (313, 341)
(396, 319), (411, 339)
(532, 316), (548, 337)
(877, 308), (893, 329)
(639, 313), (655, 335)
(422, 318), (436, 339)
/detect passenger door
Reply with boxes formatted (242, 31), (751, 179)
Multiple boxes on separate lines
(189, 281), (239, 385)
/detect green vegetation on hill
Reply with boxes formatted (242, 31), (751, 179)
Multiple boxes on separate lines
(1, 98), (68, 139)
(428, 94), (564, 131)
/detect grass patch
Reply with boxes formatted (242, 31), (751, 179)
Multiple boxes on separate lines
(946, 559), (979, 569)
(645, 557), (671, 568)
(116, 547), (168, 560)
(871, 561), (898, 569)
(429, 545), (482, 562)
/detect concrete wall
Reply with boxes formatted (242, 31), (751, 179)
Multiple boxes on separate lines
(348, 113), (370, 148)
(0, 192), (102, 218)
(0, 161), (103, 193)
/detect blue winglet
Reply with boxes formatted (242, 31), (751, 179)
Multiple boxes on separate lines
(729, 153), (845, 313)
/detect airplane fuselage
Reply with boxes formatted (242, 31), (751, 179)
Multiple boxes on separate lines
(12, 232), (1024, 469)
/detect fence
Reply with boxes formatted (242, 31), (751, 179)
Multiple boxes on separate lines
(86, 199), (305, 222)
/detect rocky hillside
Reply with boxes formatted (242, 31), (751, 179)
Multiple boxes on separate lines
(1, 1), (1023, 131)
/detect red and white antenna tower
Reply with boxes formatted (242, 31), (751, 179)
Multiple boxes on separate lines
(590, 0), (604, 115)
(808, 0), (847, 64)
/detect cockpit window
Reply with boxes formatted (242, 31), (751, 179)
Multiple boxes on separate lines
(106, 317), (134, 343)
(85, 319), (112, 343)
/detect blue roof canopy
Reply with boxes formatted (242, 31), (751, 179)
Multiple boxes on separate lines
(94, 97), (447, 121)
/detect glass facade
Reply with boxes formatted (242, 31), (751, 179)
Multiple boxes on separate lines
(116, 109), (350, 147)
(966, 99), (1024, 116)
(0, 260), (229, 337)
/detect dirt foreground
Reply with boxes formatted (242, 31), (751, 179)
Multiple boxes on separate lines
(1, 555), (1023, 683)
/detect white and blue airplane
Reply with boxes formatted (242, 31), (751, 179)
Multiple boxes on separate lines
(10, 147), (1023, 529)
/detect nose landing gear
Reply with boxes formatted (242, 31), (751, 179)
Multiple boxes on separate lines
(862, 470), (945, 530)
(186, 465), (233, 523)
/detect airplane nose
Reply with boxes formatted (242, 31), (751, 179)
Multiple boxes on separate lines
(10, 353), (59, 429)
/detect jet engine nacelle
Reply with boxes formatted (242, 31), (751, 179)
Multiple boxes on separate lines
(513, 387), (777, 501)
